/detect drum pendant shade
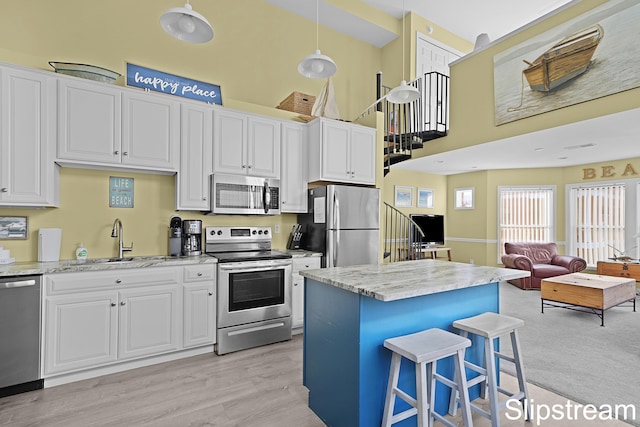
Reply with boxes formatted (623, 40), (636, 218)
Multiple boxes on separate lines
(298, 49), (337, 79)
(387, 80), (420, 104)
(161, 2), (213, 44)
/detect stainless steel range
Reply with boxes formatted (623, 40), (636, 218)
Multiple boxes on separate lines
(205, 226), (292, 355)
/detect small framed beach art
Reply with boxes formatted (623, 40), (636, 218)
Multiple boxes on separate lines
(454, 187), (474, 209)
(417, 188), (434, 208)
(394, 186), (413, 207)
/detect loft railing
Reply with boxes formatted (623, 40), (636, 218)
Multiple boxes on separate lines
(383, 202), (425, 263)
(355, 71), (450, 173)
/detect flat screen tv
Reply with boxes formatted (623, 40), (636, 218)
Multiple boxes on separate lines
(410, 214), (445, 246)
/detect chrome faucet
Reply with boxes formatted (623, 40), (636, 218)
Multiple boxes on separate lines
(111, 218), (133, 259)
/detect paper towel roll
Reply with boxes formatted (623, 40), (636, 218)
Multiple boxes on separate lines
(0, 249), (9, 259)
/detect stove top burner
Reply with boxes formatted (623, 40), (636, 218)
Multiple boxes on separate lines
(210, 250), (292, 263)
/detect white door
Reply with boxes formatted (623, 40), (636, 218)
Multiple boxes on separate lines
(183, 282), (216, 347)
(280, 122), (307, 212)
(349, 126), (376, 185)
(321, 121), (350, 181)
(122, 92), (179, 170)
(118, 285), (180, 360)
(44, 292), (119, 375)
(176, 103), (213, 210)
(248, 116), (280, 178)
(416, 34), (461, 132)
(213, 109), (247, 175)
(57, 79), (122, 164)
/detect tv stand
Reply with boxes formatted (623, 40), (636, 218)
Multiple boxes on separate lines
(418, 246), (451, 261)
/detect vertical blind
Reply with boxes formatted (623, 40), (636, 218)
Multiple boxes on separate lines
(569, 184), (625, 266)
(498, 187), (554, 258)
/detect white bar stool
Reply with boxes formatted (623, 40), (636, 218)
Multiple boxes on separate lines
(382, 328), (474, 427)
(448, 312), (530, 427)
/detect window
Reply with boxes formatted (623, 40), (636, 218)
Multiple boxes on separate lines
(498, 186), (555, 261)
(567, 183), (625, 266)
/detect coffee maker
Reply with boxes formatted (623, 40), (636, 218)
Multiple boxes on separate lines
(181, 219), (202, 256)
(169, 216), (182, 257)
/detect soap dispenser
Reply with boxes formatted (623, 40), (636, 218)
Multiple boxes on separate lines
(76, 243), (88, 261)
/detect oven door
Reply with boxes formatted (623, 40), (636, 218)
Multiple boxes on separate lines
(217, 259), (292, 328)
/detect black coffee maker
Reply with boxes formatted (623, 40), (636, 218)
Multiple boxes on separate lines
(169, 216), (182, 257)
(181, 219), (202, 256)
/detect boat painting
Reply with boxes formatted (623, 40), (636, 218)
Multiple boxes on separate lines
(522, 24), (604, 92)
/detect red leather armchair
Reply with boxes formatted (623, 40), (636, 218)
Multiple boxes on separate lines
(501, 242), (587, 290)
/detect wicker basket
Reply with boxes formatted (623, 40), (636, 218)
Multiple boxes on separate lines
(276, 91), (316, 116)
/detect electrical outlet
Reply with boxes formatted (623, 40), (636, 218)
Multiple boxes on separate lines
(274, 224), (280, 234)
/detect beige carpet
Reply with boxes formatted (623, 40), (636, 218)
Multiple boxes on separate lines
(498, 281), (639, 426)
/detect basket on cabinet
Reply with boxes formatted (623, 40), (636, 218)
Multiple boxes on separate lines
(276, 91), (316, 116)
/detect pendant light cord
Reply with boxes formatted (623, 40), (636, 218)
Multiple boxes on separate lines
(402, 0), (406, 81)
(316, 0), (320, 51)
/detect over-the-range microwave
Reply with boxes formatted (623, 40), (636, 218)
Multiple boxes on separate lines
(207, 174), (280, 215)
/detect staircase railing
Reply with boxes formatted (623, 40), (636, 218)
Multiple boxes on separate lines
(383, 202), (425, 263)
(354, 71), (450, 174)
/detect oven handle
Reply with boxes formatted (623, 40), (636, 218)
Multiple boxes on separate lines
(218, 261), (292, 272)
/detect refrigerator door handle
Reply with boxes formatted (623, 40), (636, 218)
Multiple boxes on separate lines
(333, 191), (340, 267)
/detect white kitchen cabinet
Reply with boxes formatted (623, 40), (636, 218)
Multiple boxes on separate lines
(0, 65), (59, 206)
(57, 77), (122, 165)
(118, 285), (181, 360)
(44, 291), (119, 375)
(121, 91), (180, 171)
(57, 76), (179, 172)
(213, 109), (280, 178)
(43, 266), (184, 377)
(291, 256), (321, 331)
(308, 118), (376, 185)
(280, 122), (308, 213)
(182, 264), (216, 348)
(175, 102), (213, 210)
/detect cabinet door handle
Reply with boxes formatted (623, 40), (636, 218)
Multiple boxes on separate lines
(208, 292), (213, 296)
(114, 150), (119, 155)
(120, 301), (126, 306)
(197, 272), (203, 277)
(115, 279), (122, 284)
(123, 152), (128, 156)
(111, 302), (116, 307)
(1, 188), (7, 193)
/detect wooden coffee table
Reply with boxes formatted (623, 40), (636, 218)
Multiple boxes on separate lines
(541, 272), (636, 326)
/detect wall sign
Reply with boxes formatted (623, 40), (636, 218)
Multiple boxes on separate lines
(126, 63), (222, 105)
(110, 177), (134, 208)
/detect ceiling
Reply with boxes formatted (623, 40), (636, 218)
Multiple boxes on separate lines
(264, 0), (638, 176)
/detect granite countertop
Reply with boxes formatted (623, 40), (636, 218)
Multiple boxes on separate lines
(299, 259), (530, 302)
(0, 255), (217, 277)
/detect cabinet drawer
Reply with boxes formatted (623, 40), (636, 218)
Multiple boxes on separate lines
(183, 264), (216, 282)
(46, 267), (180, 294)
(292, 257), (321, 273)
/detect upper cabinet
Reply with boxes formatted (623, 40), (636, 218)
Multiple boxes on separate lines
(176, 102), (214, 211)
(0, 64), (59, 207)
(280, 122), (308, 213)
(307, 118), (376, 185)
(213, 109), (280, 178)
(57, 77), (179, 172)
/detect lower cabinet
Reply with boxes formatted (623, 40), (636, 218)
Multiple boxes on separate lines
(291, 256), (321, 331)
(43, 264), (216, 378)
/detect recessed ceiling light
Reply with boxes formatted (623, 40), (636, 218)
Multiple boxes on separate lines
(558, 156), (568, 160)
(534, 147), (545, 152)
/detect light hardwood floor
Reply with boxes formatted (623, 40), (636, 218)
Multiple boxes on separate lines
(0, 335), (631, 426)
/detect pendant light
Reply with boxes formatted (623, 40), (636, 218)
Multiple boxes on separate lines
(387, 0), (420, 104)
(298, 0), (337, 79)
(160, 1), (213, 44)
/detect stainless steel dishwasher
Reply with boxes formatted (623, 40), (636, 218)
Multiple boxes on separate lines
(0, 275), (43, 397)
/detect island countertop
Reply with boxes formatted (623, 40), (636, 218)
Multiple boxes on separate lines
(300, 259), (529, 302)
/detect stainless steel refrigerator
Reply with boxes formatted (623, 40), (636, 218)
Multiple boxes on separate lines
(298, 185), (380, 267)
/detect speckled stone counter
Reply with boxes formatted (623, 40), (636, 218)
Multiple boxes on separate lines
(300, 259), (529, 301)
(302, 260), (529, 427)
(0, 255), (217, 277)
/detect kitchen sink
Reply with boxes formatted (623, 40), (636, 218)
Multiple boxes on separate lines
(72, 256), (166, 265)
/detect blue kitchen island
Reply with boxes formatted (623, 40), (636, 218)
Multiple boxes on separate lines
(299, 259), (529, 427)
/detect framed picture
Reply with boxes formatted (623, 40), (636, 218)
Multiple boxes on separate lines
(394, 186), (413, 207)
(454, 187), (474, 209)
(0, 216), (28, 239)
(417, 188), (434, 208)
